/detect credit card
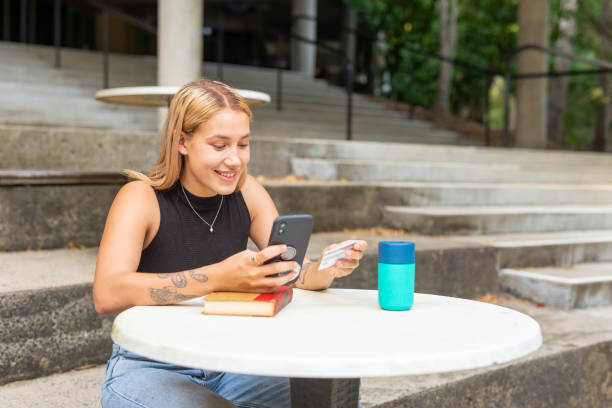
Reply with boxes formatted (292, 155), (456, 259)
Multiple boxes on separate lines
(318, 240), (357, 271)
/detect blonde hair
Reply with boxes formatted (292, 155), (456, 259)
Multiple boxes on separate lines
(125, 79), (252, 191)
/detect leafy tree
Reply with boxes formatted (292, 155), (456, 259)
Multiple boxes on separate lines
(344, 0), (518, 122)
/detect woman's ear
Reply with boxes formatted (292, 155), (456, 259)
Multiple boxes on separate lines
(177, 131), (188, 155)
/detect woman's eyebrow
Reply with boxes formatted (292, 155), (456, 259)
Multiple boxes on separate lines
(207, 134), (251, 140)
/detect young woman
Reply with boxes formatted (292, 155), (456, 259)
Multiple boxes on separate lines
(94, 79), (367, 408)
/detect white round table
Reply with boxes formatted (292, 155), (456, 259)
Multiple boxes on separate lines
(112, 289), (542, 407)
(95, 86), (271, 107)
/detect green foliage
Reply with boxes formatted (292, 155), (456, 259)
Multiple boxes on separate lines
(344, 0), (441, 106)
(344, 0), (518, 117)
(345, 0), (609, 149)
(551, 0), (609, 149)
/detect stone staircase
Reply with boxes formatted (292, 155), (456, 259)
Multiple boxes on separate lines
(289, 139), (612, 311)
(0, 41), (458, 144)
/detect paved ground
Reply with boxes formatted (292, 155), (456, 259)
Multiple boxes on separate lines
(0, 364), (105, 407)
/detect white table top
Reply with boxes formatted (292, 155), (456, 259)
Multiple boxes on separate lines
(94, 86), (270, 107)
(111, 289), (542, 378)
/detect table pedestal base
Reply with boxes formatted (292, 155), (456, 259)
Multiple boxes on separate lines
(290, 378), (360, 408)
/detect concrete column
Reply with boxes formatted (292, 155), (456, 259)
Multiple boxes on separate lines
(157, 0), (203, 127)
(291, 0), (317, 77)
(516, 0), (549, 149)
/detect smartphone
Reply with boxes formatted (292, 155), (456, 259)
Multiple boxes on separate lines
(264, 214), (314, 285)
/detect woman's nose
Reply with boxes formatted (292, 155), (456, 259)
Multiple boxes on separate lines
(224, 148), (241, 167)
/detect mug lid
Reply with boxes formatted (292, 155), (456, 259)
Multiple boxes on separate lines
(378, 241), (415, 264)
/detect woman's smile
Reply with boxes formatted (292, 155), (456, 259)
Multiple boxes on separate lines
(215, 170), (238, 182)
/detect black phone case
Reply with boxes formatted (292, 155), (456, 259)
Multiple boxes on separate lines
(264, 214), (314, 284)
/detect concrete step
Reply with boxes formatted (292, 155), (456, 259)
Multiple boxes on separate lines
(0, 83), (414, 125)
(0, 42), (322, 84)
(267, 180), (612, 207)
(0, 78), (400, 119)
(288, 138), (612, 167)
(253, 119), (456, 138)
(0, 178), (121, 251)
(254, 127), (457, 144)
(0, 86), (420, 133)
(384, 205), (612, 235)
(2, 301), (611, 407)
(456, 229), (612, 269)
(499, 262), (612, 309)
(254, 106), (422, 124)
(0, 56), (330, 92)
(4, 125), (612, 174)
(0, 109), (157, 131)
(291, 158), (612, 184)
(0, 248), (112, 385)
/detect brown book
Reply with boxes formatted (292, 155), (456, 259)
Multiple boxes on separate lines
(202, 286), (293, 317)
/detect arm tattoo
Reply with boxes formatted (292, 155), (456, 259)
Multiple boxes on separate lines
(189, 269), (209, 283)
(171, 272), (187, 288)
(156, 272), (187, 288)
(149, 286), (198, 305)
(300, 260), (311, 285)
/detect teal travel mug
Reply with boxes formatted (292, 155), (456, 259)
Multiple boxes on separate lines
(378, 241), (415, 311)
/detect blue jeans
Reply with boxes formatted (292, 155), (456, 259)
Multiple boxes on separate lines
(101, 344), (290, 408)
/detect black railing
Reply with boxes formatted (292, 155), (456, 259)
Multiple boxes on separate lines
(53, 0), (60, 68)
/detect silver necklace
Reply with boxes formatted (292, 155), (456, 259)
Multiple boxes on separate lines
(181, 184), (223, 233)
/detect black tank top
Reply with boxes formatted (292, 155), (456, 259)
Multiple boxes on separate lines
(137, 182), (251, 273)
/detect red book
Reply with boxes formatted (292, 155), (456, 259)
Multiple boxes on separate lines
(202, 286), (293, 317)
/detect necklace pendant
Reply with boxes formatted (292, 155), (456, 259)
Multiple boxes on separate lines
(209, 226), (213, 233)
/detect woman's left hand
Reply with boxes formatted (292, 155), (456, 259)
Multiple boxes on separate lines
(318, 240), (368, 279)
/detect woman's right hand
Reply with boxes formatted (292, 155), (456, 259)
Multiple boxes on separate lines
(213, 245), (299, 292)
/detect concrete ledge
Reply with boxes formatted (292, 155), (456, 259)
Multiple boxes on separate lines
(383, 205), (612, 235)
(446, 230), (612, 269)
(0, 184), (120, 251)
(292, 158), (612, 184)
(0, 325), (112, 385)
(0, 284), (112, 385)
(0, 283), (107, 342)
